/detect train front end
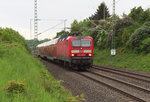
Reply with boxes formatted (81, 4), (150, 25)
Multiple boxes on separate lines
(69, 36), (93, 70)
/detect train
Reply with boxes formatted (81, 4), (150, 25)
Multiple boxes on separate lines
(36, 33), (93, 70)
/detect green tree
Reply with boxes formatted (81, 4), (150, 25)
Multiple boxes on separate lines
(128, 7), (144, 23)
(0, 28), (30, 52)
(54, 30), (70, 38)
(70, 20), (80, 32)
(27, 38), (51, 53)
(71, 19), (93, 33)
(89, 2), (110, 20)
(128, 22), (150, 53)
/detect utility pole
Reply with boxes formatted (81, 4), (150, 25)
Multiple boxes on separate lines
(34, 0), (38, 39)
(112, 0), (116, 50)
(103, 3), (105, 20)
(64, 19), (67, 31)
(110, 0), (116, 63)
(30, 19), (33, 39)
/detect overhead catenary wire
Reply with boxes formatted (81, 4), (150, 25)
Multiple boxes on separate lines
(36, 21), (64, 36)
(37, 19), (66, 21)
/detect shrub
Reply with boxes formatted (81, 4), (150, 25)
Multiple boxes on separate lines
(140, 38), (150, 53)
(128, 22), (150, 53)
(6, 80), (26, 95)
(106, 16), (133, 48)
(122, 22), (141, 45)
(0, 28), (30, 52)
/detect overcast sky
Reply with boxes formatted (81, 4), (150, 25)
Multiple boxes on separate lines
(0, 0), (149, 40)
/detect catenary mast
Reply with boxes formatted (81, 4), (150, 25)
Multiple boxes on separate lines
(34, 0), (38, 39)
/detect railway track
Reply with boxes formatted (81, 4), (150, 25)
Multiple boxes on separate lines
(42, 58), (150, 101)
(73, 65), (150, 102)
(93, 65), (150, 80)
(76, 70), (150, 102)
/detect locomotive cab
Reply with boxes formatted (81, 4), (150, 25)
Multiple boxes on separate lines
(69, 37), (93, 70)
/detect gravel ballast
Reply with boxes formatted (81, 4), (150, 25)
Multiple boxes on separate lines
(42, 60), (136, 102)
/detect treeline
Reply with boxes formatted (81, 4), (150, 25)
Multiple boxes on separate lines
(56, 3), (150, 54)
(0, 28), (30, 52)
(27, 39), (50, 53)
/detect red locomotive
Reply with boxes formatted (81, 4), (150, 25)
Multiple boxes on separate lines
(36, 33), (93, 70)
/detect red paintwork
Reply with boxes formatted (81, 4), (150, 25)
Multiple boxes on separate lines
(67, 36), (93, 57)
(37, 36), (93, 60)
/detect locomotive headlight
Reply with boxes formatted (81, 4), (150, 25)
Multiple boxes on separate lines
(89, 54), (92, 56)
(72, 54), (75, 56)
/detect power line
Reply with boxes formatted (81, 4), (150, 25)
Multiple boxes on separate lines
(36, 21), (64, 36)
(37, 19), (66, 21)
(116, 0), (121, 4)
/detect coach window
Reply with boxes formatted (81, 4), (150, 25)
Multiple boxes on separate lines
(66, 40), (68, 46)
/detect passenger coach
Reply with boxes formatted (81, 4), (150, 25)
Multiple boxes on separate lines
(36, 33), (93, 70)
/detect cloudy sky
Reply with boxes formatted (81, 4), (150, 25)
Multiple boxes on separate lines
(0, 0), (149, 40)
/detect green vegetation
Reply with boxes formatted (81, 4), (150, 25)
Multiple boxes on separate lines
(89, 2), (110, 20)
(94, 48), (150, 72)
(52, 2), (150, 72)
(0, 28), (30, 52)
(54, 30), (70, 39)
(27, 38), (50, 53)
(0, 43), (70, 101)
(0, 28), (85, 102)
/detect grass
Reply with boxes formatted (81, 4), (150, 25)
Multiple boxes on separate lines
(94, 48), (150, 72)
(0, 42), (73, 102)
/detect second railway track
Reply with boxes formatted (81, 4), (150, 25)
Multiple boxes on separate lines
(92, 66), (150, 83)
(42, 58), (150, 102)
(76, 70), (150, 102)
(93, 65), (150, 79)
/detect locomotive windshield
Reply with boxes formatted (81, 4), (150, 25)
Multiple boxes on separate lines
(71, 39), (91, 47)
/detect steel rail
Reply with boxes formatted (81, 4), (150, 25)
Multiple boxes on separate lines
(93, 65), (150, 79)
(76, 71), (146, 102)
(92, 66), (150, 83)
(88, 71), (150, 93)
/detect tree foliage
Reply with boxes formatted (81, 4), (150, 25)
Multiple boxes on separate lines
(89, 2), (110, 20)
(0, 28), (30, 52)
(54, 30), (70, 38)
(27, 38), (50, 53)
(128, 22), (150, 53)
(129, 7), (150, 23)
(69, 6), (150, 54)
(71, 19), (92, 33)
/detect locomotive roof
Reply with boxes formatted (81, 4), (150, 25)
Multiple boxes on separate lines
(37, 35), (92, 48)
(37, 38), (59, 48)
(57, 36), (92, 42)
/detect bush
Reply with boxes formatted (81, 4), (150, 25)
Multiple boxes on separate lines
(0, 28), (30, 52)
(140, 38), (150, 53)
(122, 22), (141, 45)
(106, 16), (133, 48)
(128, 22), (150, 53)
(6, 80), (26, 95)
